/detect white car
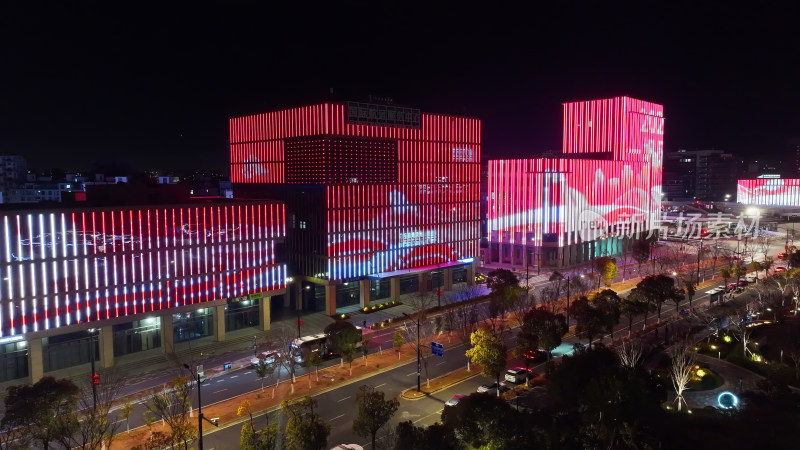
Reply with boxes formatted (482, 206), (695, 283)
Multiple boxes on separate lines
(476, 382), (508, 395)
(445, 394), (466, 406)
(504, 368), (530, 384)
(250, 351), (279, 368)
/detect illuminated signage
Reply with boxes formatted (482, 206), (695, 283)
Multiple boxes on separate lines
(0, 203), (287, 336)
(345, 102), (420, 128)
(738, 178), (800, 206)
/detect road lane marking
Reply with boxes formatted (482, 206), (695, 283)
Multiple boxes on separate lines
(436, 361), (446, 366)
(413, 409), (443, 424)
(337, 396), (351, 402)
(331, 414), (345, 420)
(407, 372), (417, 376)
(212, 389), (228, 394)
(230, 375), (238, 379)
(375, 383), (386, 388)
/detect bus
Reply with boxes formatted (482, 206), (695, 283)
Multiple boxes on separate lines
(291, 327), (363, 362)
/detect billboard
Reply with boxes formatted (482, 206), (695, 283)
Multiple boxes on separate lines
(0, 203), (286, 337)
(326, 184), (480, 279)
(487, 158), (657, 247)
(562, 96), (664, 163)
(230, 102), (481, 281)
(738, 178), (800, 206)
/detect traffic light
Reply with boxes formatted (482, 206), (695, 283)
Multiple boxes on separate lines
(297, 319), (303, 327)
(436, 289), (442, 297)
(91, 373), (100, 385)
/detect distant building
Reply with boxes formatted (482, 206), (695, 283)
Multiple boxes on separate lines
(663, 149), (736, 201)
(487, 96), (663, 268)
(0, 199), (287, 383)
(230, 102), (481, 314)
(738, 178), (800, 206)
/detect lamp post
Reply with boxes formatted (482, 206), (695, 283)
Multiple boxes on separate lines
(88, 328), (98, 411)
(565, 276), (571, 325)
(184, 363), (218, 450)
(696, 239), (704, 285)
(402, 312), (421, 392)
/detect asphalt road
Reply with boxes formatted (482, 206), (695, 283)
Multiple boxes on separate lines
(104, 231), (790, 448)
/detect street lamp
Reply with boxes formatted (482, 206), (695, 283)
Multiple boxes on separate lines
(402, 312), (421, 393)
(88, 328), (98, 410)
(696, 239), (704, 285)
(184, 364), (219, 450)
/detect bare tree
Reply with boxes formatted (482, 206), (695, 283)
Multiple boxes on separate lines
(669, 341), (697, 412)
(727, 308), (756, 358)
(616, 339), (643, 370)
(451, 299), (480, 371)
(142, 376), (196, 449)
(271, 325), (302, 394)
(63, 367), (128, 450)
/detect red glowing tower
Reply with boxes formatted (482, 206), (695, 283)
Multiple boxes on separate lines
(230, 102), (481, 314)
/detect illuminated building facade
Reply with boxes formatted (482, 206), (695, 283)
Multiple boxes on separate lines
(738, 178), (800, 206)
(230, 102), (481, 314)
(487, 96), (663, 267)
(0, 200), (287, 382)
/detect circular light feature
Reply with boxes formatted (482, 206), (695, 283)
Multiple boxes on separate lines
(717, 391), (739, 409)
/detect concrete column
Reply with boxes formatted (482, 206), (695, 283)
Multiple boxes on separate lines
(325, 284), (337, 315)
(160, 314), (174, 354)
(390, 277), (400, 301)
(443, 268), (453, 291)
(418, 272), (429, 295)
(359, 279), (371, 308)
(466, 262), (476, 286)
(215, 304), (226, 342)
(27, 337), (43, 383)
(100, 325), (114, 369)
(259, 296), (271, 331)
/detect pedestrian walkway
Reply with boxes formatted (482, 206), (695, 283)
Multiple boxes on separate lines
(679, 353), (763, 409)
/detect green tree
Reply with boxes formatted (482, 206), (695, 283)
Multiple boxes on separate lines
(341, 342), (357, 376)
(733, 261), (748, 285)
(592, 257), (618, 288)
(361, 333), (372, 366)
(324, 319), (361, 357)
(601, 259), (619, 287)
(282, 396), (330, 450)
(486, 269), (522, 329)
(392, 329), (405, 360)
(441, 393), (538, 449)
(635, 274), (684, 322)
(255, 358), (275, 391)
(352, 385), (400, 449)
(684, 278), (696, 307)
(1, 376), (80, 450)
(238, 400), (279, 450)
(569, 296), (608, 347)
(394, 421), (461, 450)
(465, 326), (507, 396)
(620, 291), (649, 336)
(719, 265), (732, 287)
(519, 308), (568, 365)
(593, 289), (622, 340)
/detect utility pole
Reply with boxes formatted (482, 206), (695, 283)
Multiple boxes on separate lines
(565, 276), (571, 325)
(696, 239), (703, 285)
(184, 364), (218, 450)
(88, 328), (97, 411)
(402, 312), (421, 392)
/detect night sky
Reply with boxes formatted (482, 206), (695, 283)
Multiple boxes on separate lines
(2, 2), (799, 172)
